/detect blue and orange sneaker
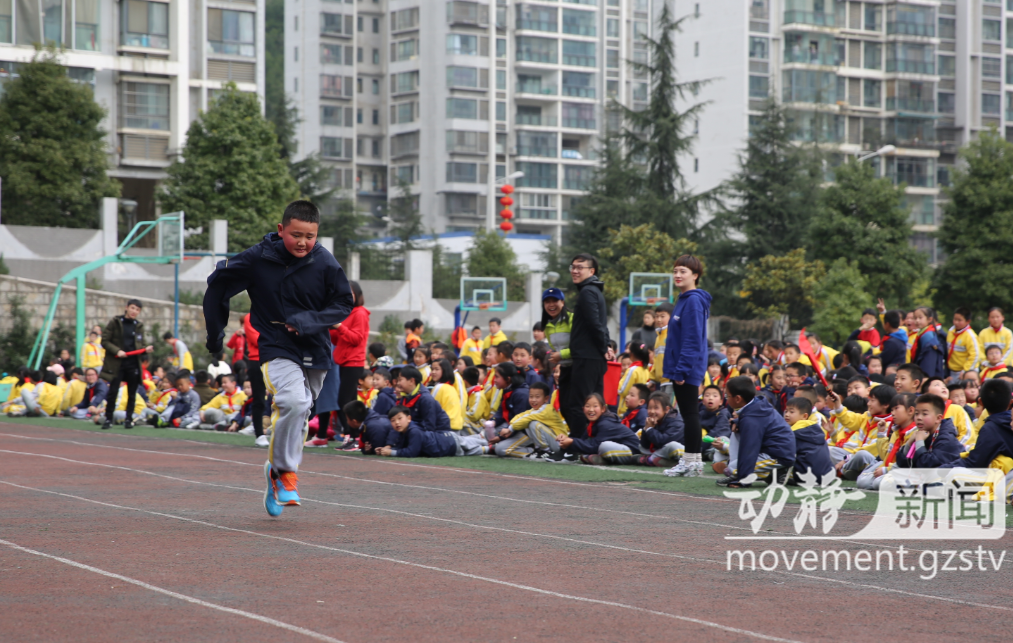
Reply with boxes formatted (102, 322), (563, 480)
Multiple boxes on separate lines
(275, 471), (301, 506)
(263, 461), (284, 517)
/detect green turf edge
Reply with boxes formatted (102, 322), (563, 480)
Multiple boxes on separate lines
(7, 416), (1012, 528)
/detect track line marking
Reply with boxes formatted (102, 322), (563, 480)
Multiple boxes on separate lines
(0, 537), (346, 643)
(1, 481), (804, 643)
(5, 452), (1012, 616)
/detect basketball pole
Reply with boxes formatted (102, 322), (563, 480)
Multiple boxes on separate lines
(619, 297), (628, 351)
(173, 262), (180, 338)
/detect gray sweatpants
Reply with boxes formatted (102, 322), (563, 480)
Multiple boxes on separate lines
(494, 431), (533, 458)
(830, 448), (877, 481)
(582, 440), (639, 465)
(264, 359), (326, 473)
(856, 459), (888, 490)
(527, 421), (562, 454)
(202, 408), (238, 425)
(726, 433), (782, 481)
(647, 440), (684, 467)
(17, 388), (48, 417)
(450, 431), (488, 456)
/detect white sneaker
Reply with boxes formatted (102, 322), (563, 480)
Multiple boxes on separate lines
(663, 461), (691, 477)
(685, 461), (704, 478)
(255, 435), (270, 447)
(238, 426), (255, 436)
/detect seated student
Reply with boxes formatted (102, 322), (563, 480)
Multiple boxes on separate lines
(618, 352), (631, 377)
(488, 362), (531, 433)
(762, 339), (786, 367)
(637, 392), (686, 468)
(145, 376), (177, 421)
(699, 385), (732, 470)
(758, 365), (789, 414)
(620, 383), (650, 432)
(555, 393), (640, 465)
(980, 345), (1008, 380)
(738, 362), (762, 387)
(866, 355), (885, 384)
(910, 306), (945, 378)
(429, 342), (450, 362)
(355, 368), (378, 407)
(59, 367), (87, 415)
(200, 374), (247, 430)
(192, 370), (216, 406)
(376, 406), (487, 458)
(703, 357), (729, 391)
(782, 343), (813, 370)
(1, 368), (35, 414)
(846, 375), (872, 399)
(944, 379), (1013, 471)
(8, 370), (62, 417)
(394, 365), (451, 434)
(156, 371), (201, 428)
(529, 346), (554, 389)
(978, 307), (1012, 366)
(429, 358), (464, 433)
(412, 346), (432, 384)
(784, 362), (812, 389)
(490, 381), (552, 458)
(948, 381), (975, 420)
(855, 393), (918, 490)
(947, 307), (981, 376)
(919, 377), (975, 448)
(716, 376), (796, 488)
(460, 326), (485, 365)
(511, 342), (539, 386)
(367, 342), (386, 369)
(455, 356), (474, 372)
(343, 400), (393, 455)
(878, 309), (909, 369)
(67, 368), (109, 420)
(226, 381), (257, 433)
(461, 366), (488, 434)
(532, 321), (546, 344)
(371, 368), (397, 416)
(617, 342), (651, 416)
(783, 397), (834, 484)
(508, 382), (568, 457)
(962, 378), (982, 416)
(827, 385), (896, 478)
(893, 363), (924, 395)
(848, 307), (882, 353)
(890, 394), (963, 469)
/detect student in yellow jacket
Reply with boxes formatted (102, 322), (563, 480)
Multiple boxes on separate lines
(946, 308), (980, 373)
(493, 383), (566, 457)
(650, 303), (674, 386)
(481, 318), (508, 349)
(430, 359), (464, 432)
(8, 372), (63, 417)
(61, 371), (88, 412)
(80, 330), (105, 369)
(979, 307), (1013, 367)
(460, 327), (485, 365)
(617, 343), (651, 415)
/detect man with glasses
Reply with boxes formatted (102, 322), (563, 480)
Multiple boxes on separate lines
(551, 253), (611, 436)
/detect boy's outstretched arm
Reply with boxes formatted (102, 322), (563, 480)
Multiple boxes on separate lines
(285, 263), (354, 336)
(204, 254), (254, 354)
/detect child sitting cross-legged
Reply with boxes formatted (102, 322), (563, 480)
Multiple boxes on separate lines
(782, 397), (834, 485)
(699, 384), (732, 472)
(827, 384), (897, 480)
(200, 374), (247, 430)
(342, 400), (393, 455)
(890, 393), (963, 469)
(716, 376), (797, 488)
(483, 362), (530, 440)
(854, 393), (918, 490)
(490, 382), (564, 458)
(942, 378), (1013, 472)
(636, 391), (687, 468)
(371, 368), (397, 416)
(620, 383), (650, 432)
(554, 393), (641, 465)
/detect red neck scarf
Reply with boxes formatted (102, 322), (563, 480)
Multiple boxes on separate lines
(910, 325), (933, 360)
(885, 422), (916, 467)
(502, 390), (514, 422)
(358, 388), (374, 403)
(586, 418), (596, 437)
(947, 326), (970, 363)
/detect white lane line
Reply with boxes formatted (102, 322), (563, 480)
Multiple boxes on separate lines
(4, 452), (1011, 615)
(0, 536), (346, 643)
(1, 481), (804, 643)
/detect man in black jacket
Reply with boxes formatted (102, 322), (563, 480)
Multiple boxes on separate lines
(100, 299), (154, 430)
(554, 253), (611, 435)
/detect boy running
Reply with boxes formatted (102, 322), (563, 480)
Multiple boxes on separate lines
(204, 200), (354, 517)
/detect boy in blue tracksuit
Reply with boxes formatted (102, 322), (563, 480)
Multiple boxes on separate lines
(556, 393), (640, 464)
(377, 406), (487, 457)
(619, 383), (650, 433)
(371, 368), (397, 417)
(393, 365), (451, 438)
(718, 376), (796, 488)
(783, 397), (834, 484)
(491, 363), (531, 430)
(203, 201), (354, 517)
(342, 400), (393, 455)
(699, 384), (732, 466)
(637, 391), (687, 467)
(945, 379), (1013, 469)
(878, 310), (909, 368)
(893, 394), (963, 469)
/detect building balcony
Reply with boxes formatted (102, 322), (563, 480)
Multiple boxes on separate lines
(561, 117), (595, 129)
(886, 60), (935, 74)
(516, 114), (557, 127)
(886, 22), (934, 38)
(517, 145), (557, 157)
(782, 11), (835, 27)
(783, 50), (838, 66)
(886, 97), (935, 112)
(887, 172), (935, 188)
(517, 19), (557, 32)
(516, 82), (557, 95)
(562, 85), (595, 98)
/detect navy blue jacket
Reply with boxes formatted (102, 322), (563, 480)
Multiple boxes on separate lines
(640, 411), (685, 452)
(494, 384), (531, 427)
(895, 418), (963, 468)
(663, 289), (712, 387)
(733, 397), (796, 481)
(879, 330), (908, 367)
(204, 233), (354, 370)
(791, 421), (834, 481)
(946, 411), (1013, 469)
(80, 379), (109, 408)
(372, 387), (397, 417)
(390, 422), (457, 458)
(700, 405), (731, 439)
(569, 413), (640, 455)
(911, 328), (945, 379)
(758, 385), (790, 415)
(359, 409), (393, 455)
(620, 405), (646, 432)
(397, 385), (450, 433)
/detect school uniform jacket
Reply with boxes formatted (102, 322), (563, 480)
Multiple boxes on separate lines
(432, 382), (464, 431)
(651, 326), (669, 385)
(978, 325), (1013, 366)
(201, 390), (248, 414)
(640, 411), (685, 452)
(699, 405), (731, 439)
(372, 387), (397, 417)
(733, 397), (797, 481)
(879, 330), (909, 367)
(569, 413), (640, 455)
(616, 364), (649, 415)
(493, 383), (531, 427)
(620, 405), (647, 433)
(663, 289), (712, 387)
(894, 418), (962, 469)
(910, 326), (945, 379)
(832, 407), (892, 455)
(389, 422), (457, 458)
(397, 385), (451, 433)
(790, 419), (834, 481)
(946, 410), (1013, 469)
(509, 390), (567, 436)
(946, 326), (980, 373)
(359, 409), (393, 455)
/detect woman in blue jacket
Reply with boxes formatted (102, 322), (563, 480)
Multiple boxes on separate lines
(662, 255), (712, 478)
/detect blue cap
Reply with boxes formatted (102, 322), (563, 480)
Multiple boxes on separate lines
(542, 287), (565, 301)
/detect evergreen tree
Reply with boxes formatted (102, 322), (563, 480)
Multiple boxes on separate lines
(466, 229), (527, 302)
(318, 196), (365, 265)
(597, 224), (697, 306)
(932, 130), (1013, 317)
(158, 84), (300, 251)
(432, 241), (464, 299)
(740, 249), (826, 327)
(0, 50), (120, 227)
(808, 161), (925, 305)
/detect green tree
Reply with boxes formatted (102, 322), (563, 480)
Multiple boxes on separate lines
(158, 84), (300, 252)
(811, 258), (873, 346)
(597, 224), (697, 306)
(740, 249), (826, 326)
(0, 296), (32, 373)
(808, 161), (925, 305)
(432, 241), (464, 299)
(466, 229), (527, 302)
(0, 49), (120, 227)
(933, 130), (1013, 317)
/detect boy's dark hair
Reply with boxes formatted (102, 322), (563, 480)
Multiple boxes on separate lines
(870, 384), (897, 407)
(69, 367), (84, 377)
(890, 392), (919, 412)
(785, 343), (800, 352)
(343, 400), (368, 422)
(126, 298), (143, 309)
(570, 253), (599, 275)
(194, 370), (210, 384)
(979, 379), (1013, 415)
(655, 302), (675, 314)
(866, 354), (882, 366)
(214, 374), (225, 388)
(832, 354), (844, 369)
(513, 342), (532, 354)
(949, 379), (967, 391)
(495, 362), (525, 388)
(673, 254), (704, 280)
(489, 317), (502, 325)
(726, 376), (756, 402)
(162, 331), (174, 340)
(842, 394), (868, 414)
(530, 382), (551, 396)
(222, 374), (236, 384)
(954, 306), (971, 320)
(834, 366), (858, 381)
(785, 362), (809, 376)
(410, 319), (424, 331)
(793, 386), (817, 406)
(461, 366), (480, 387)
(862, 308), (878, 318)
(919, 377), (945, 394)
(368, 342), (386, 359)
(532, 322), (543, 332)
(815, 384), (828, 398)
(42, 370), (58, 386)
(404, 320), (414, 330)
(356, 368), (373, 382)
(883, 310), (902, 329)
(785, 397), (811, 416)
(766, 339), (784, 351)
(472, 325), (482, 332)
(373, 367), (391, 384)
(986, 344), (1003, 356)
(847, 375), (871, 387)
(997, 371), (1013, 381)
(496, 342), (515, 359)
(282, 200), (320, 226)
(632, 382), (651, 401)
(432, 342), (449, 352)
(702, 384), (723, 396)
(647, 391), (673, 410)
(915, 393), (946, 416)
(388, 405), (411, 419)
(399, 366), (422, 386)
(832, 380), (849, 399)
(896, 363), (925, 382)
(173, 370), (191, 383)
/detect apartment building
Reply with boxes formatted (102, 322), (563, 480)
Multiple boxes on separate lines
(671, 0), (1013, 264)
(287, 0), (655, 238)
(0, 0), (266, 224)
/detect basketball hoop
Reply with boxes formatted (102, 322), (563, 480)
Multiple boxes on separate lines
(478, 302), (492, 310)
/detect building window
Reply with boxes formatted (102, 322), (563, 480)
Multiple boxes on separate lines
(748, 75), (769, 98)
(497, 37), (506, 58)
(516, 162), (557, 188)
(447, 33), (480, 55)
(516, 36), (557, 63)
(392, 71), (419, 93)
(208, 9), (254, 56)
(562, 40), (596, 66)
(357, 15), (363, 31)
(372, 109), (379, 124)
(749, 36), (768, 59)
(446, 130), (489, 154)
(938, 55), (955, 77)
(372, 48), (380, 64)
(606, 18), (619, 38)
(446, 97), (479, 119)
(321, 105), (343, 125)
(694, 158), (699, 173)
(321, 44), (342, 64)
(372, 17), (379, 33)
(517, 4), (557, 31)
(561, 102), (595, 129)
(937, 92), (954, 114)
(563, 165), (591, 190)
(562, 71), (594, 98)
(372, 78), (380, 94)
(321, 12), (348, 36)
(562, 8), (595, 36)
(983, 93), (1001, 115)
(321, 74), (343, 97)
(294, 46), (298, 61)
(447, 0), (490, 25)
(982, 57), (1001, 78)
(938, 17), (955, 40)
(321, 136), (352, 159)
(447, 162), (479, 183)
(356, 108), (362, 123)
(122, 81), (170, 130)
(694, 41), (699, 57)
(496, 69), (506, 90)
(606, 48), (618, 68)
(391, 8), (419, 31)
(517, 131), (556, 157)
(864, 42), (881, 69)
(447, 65), (485, 88)
(392, 39), (417, 61)
(983, 19), (1001, 42)
(496, 101), (506, 121)
(863, 79), (881, 108)
(123, 0), (168, 48)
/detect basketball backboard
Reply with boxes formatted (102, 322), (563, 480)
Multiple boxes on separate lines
(157, 212), (185, 262)
(628, 272), (673, 306)
(460, 277), (508, 311)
